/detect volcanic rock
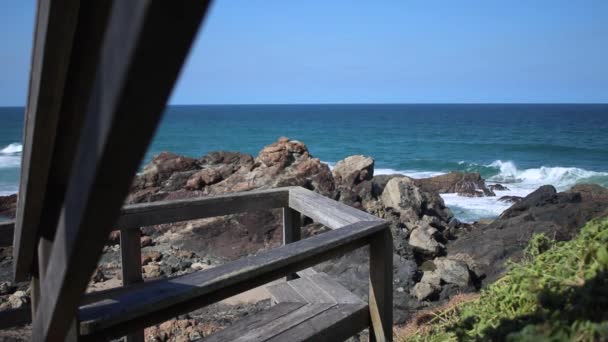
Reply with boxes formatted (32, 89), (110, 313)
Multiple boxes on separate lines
(448, 184), (608, 284)
(414, 172), (495, 197)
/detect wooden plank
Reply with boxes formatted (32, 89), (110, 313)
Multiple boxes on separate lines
(265, 303), (369, 342)
(369, 229), (393, 342)
(120, 229), (143, 285)
(233, 303), (336, 342)
(31, 2), (212, 340)
(203, 303), (305, 342)
(36, 0), (114, 244)
(283, 207), (301, 245)
(296, 267), (318, 278)
(288, 187), (381, 230)
(78, 220), (387, 340)
(120, 228), (144, 342)
(283, 206), (301, 281)
(307, 273), (364, 305)
(12, 0), (80, 282)
(267, 283), (307, 305)
(0, 220), (14, 247)
(287, 277), (336, 304)
(118, 188), (288, 229)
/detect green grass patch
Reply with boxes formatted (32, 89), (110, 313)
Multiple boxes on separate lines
(405, 217), (608, 342)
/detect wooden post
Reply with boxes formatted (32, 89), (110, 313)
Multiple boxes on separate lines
(120, 228), (144, 342)
(282, 207), (301, 281)
(369, 229), (393, 342)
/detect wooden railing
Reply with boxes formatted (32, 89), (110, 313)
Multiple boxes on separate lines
(4, 187), (393, 341)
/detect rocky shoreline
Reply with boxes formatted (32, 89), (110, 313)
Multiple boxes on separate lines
(1, 137), (607, 341)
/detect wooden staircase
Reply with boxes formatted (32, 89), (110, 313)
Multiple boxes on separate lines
(203, 271), (369, 342)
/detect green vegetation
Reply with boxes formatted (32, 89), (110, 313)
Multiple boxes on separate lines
(405, 217), (608, 341)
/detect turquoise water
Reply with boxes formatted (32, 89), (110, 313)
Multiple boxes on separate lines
(2, 104), (608, 221)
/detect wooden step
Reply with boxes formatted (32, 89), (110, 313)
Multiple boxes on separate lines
(267, 272), (363, 305)
(199, 303), (368, 342)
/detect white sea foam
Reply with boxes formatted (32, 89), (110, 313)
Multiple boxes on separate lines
(487, 160), (608, 191)
(323, 158), (608, 223)
(0, 143), (22, 169)
(0, 143), (22, 154)
(443, 160), (608, 222)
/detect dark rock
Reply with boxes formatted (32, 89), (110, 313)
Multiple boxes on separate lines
(133, 152), (199, 190)
(489, 183), (510, 191)
(162, 170), (198, 191)
(414, 172), (495, 197)
(498, 195), (523, 204)
(448, 184), (608, 284)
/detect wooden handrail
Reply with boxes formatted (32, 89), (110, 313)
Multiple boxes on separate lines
(117, 187), (288, 229)
(79, 220), (389, 339)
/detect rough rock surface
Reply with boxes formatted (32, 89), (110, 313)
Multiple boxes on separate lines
(448, 184), (608, 284)
(414, 172), (495, 197)
(332, 155), (374, 187)
(381, 177), (453, 226)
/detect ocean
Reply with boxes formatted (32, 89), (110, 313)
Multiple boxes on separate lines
(2, 104), (608, 222)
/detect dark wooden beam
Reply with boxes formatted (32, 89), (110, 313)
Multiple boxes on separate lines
(12, 0), (80, 282)
(36, 0), (114, 243)
(31, 1), (212, 340)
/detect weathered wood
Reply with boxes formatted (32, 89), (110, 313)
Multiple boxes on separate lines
(267, 282), (307, 305)
(36, 0), (114, 244)
(0, 190), (287, 247)
(369, 229), (394, 342)
(283, 206), (301, 281)
(265, 303), (369, 342)
(287, 277), (336, 304)
(78, 220), (387, 339)
(31, 2), (212, 340)
(233, 303), (336, 342)
(288, 187), (381, 229)
(120, 229), (144, 342)
(13, 0), (80, 282)
(202, 302), (305, 342)
(296, 267), (318, 278)
(120, 229), (143, 285)
(118, 188), (288, 229)
(306, 273), (364, 305)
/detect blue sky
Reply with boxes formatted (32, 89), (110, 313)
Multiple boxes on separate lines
(1, 1), (607, 105)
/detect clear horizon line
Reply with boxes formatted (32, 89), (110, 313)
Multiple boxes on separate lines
(1, 102), (608, 108)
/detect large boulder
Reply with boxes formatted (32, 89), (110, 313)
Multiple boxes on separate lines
(381, 177), (453, 225)
(134, 152), (199, 190)
(332, 155), (374, 187)
(433, 257), (470, 287)
(448, 184), (608, 284)
(408, 225), (444, 256)
(207, 137), (335, 197)
(414, 172), (495, 197)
